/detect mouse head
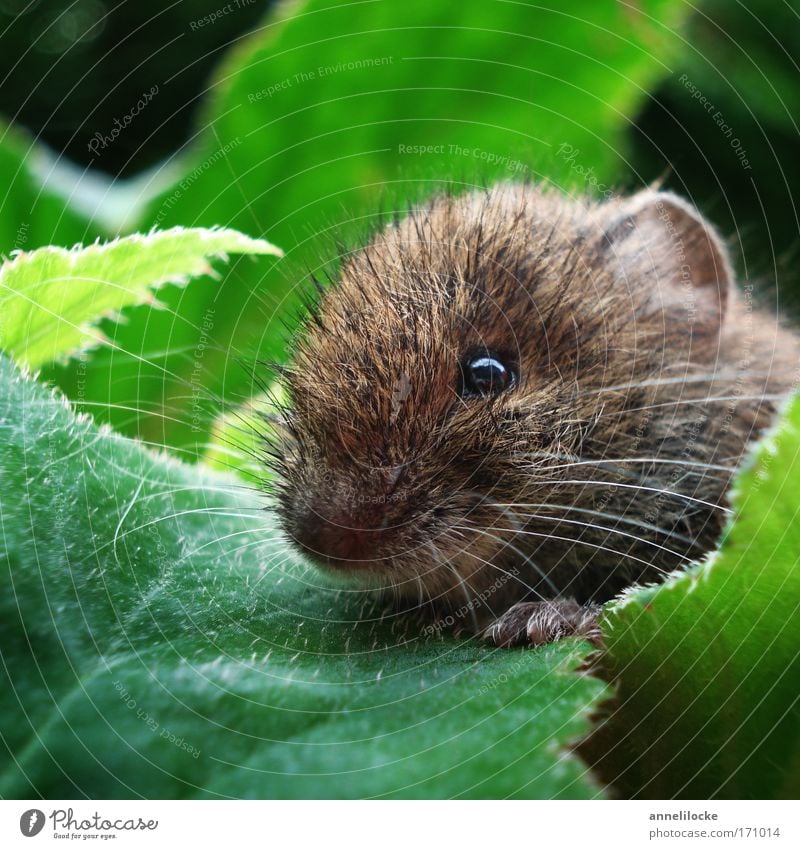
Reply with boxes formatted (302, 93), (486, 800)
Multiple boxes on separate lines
(270, 183), (732, 601)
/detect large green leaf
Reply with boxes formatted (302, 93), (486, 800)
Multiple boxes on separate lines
(48, 0), (690, 456)
(582, 394), (800, 799)
(0, 227), (281, 367)
(0, 355), (608, 799)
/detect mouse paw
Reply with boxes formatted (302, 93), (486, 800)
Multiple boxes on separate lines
(483, 600), (602, 648)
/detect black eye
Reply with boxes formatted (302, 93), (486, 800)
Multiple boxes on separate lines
(460, 354), (516, 397)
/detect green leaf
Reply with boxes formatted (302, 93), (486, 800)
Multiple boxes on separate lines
(581, 394), (800, 799)
(204, 389), (278, 485)
(0, 227), (282, 367)
(0, 121), (104, 255)
(0, 355), (608, 799)
(48, 0), (691, 456)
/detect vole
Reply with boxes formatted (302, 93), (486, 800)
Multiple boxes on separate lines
(268, 182), (800, 647)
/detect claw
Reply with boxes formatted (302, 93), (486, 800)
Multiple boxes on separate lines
(485, 600), (602, 648)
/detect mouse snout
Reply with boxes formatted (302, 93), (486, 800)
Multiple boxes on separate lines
(290, 499), (388, 568)
(294, 518), (373, 564)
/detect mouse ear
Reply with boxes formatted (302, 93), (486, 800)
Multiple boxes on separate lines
(602, 190), (732, 336)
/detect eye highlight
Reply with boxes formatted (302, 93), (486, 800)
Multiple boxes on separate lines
(459, 353), (517, 397)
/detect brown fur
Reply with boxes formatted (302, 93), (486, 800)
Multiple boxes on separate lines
(270, 182), (800, 635)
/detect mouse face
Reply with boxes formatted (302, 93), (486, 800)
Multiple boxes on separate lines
(270, 182), (789, 614)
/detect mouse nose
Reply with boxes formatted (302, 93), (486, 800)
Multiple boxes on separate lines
(292, 508), (381, 566)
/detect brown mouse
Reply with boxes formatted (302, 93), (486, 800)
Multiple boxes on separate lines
(268, 182), (800, 647)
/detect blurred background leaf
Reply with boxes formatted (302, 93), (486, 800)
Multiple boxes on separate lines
(0, 120), (103, 253)
(0, 0), (268, 179)
(630, 0), (800, 315)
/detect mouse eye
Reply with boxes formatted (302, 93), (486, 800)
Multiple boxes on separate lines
(460, 354), (516, 397)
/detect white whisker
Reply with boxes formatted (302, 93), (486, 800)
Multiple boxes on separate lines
(522, 456), (735, 474)
(598, 393), (784, 419)
(491, 501), (698, 547)
(501, 511), (691, 562)
(453, 532), (551, 605)
(449, 523), (556, 599)
(454, 523), (671, 577)
(575, 370), (777, 398)
(528, 479), (731, 513)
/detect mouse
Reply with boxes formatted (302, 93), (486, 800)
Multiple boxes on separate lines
(267, 181), (800, 648)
